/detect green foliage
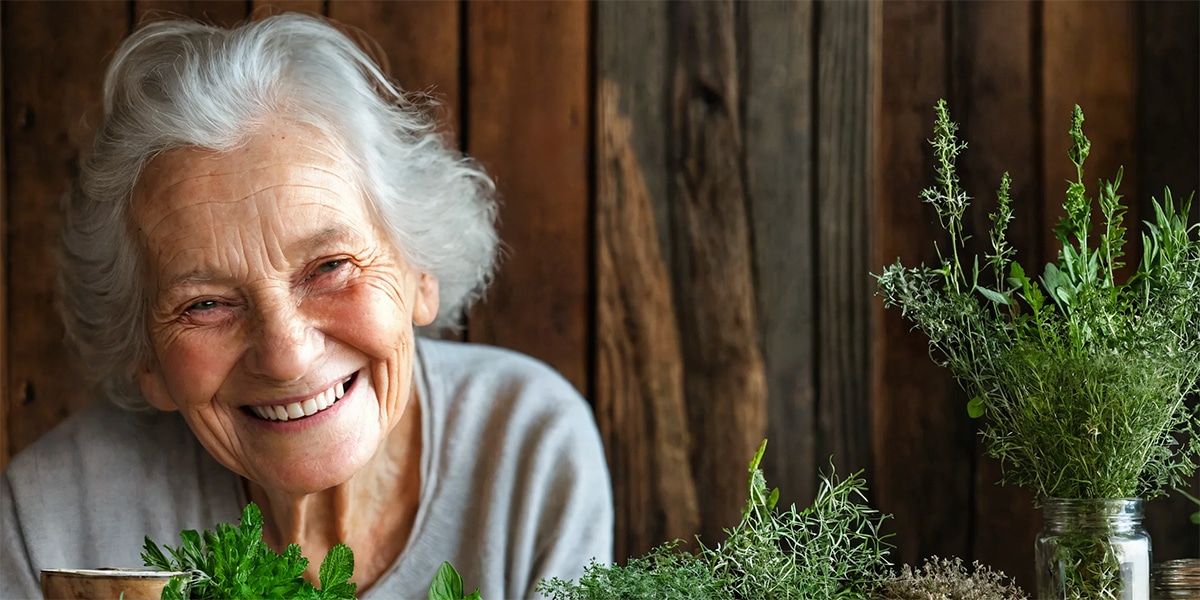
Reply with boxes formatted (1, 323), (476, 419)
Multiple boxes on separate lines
(874, 556), (1027, 600)
(428, 562), (481, 600)
(141, 503), (357, 600)
(536, 440), (894, 600)
(875, 100), (1200, 502)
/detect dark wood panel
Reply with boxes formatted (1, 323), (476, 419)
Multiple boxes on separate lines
(596, 0), (700, 563)
(134, 1), (248, 27)
(327, 1), (462, 136)
(815, 0), (876, 480)
(667, 0), (768, 545)
(949, 1), (1041, 589)
(595, 78), (700, 564)
(465, 0), (590, 394)
(0, 3), (7, 470)
(3, 1), (129, 459)
(251, 1), (325, 19)
(875, 0), (973, 570)
(744, 0), (817, 509)
(1137, 0), (1200, 563)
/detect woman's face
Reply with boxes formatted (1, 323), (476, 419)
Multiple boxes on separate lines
(132, 120), (438, 495)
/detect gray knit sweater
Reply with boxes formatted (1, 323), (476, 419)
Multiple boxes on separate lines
(1, 339), (613, 599)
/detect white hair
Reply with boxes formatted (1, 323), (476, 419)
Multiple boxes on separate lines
(58, 14), (499, 410)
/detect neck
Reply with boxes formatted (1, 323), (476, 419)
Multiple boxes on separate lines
(246, 394), (422, 591)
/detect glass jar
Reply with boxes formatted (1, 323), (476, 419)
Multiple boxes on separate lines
(1155, 558), (1200, 599)
(1035, 498), (1152, 600)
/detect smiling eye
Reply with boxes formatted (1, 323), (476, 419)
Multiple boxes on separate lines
(317, 259), (345, 273)
(186, 299), (220, 312)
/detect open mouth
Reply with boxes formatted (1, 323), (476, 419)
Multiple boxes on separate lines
(246, 372), (357, 422)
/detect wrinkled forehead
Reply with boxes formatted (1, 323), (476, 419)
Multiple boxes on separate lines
(130, 121), (370, 236)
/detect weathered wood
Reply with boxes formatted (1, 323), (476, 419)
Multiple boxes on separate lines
(667, 0), (768, 544)
(1041, 0), (1138, 272)
(3, 1), (129, 459)
(1137, 0), (1200, 563)
(465, 0), (590, 393)
(251, 1), (325, 19)
(327, 1), (461, 132)
(596, 79), (701, 564)
(134, 1), (248, 27)
(743, 0), (817, 509)
(950, 0), (1041, 589)
(816, 0), (877, 482)
(596, 0), (696, 563)
(0, 3), (7, 470)
(875, 0), (973, 570)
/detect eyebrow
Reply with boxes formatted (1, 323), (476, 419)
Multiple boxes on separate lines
(158, 225), (362, 292)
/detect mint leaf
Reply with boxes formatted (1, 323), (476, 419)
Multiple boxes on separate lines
(317, 543), (357, 599)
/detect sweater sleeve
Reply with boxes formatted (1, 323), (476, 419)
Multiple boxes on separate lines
(0, 470), (41, 600)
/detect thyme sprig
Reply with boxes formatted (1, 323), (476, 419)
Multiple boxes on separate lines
(876, 100), (1200, 502)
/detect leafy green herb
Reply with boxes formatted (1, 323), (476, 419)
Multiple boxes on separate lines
(875, 100), (1200, 502)
(537, 440), (894, 599)
(427, 562), (481, 600)
(141, 502), (357, 599)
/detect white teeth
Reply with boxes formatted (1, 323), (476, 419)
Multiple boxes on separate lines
(249, 375), (353, 422)
(301, 398), (319, 417)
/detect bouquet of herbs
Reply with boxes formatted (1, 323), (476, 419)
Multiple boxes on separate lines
(876, 100), (1200, 503)
(877, 101), (1200, 600)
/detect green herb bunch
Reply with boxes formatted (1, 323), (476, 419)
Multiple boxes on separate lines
(141, 502), (357, 600)
(876, 100), (1200, 501)
(428, 562), (482, 600)
(874, 556), (1027, 600)
(537, 440), (894, 599)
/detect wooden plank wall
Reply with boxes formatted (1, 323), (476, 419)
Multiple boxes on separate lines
(2, 0), (1196, 592)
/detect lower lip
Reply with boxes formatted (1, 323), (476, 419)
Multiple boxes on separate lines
(247, 373), (358, 431)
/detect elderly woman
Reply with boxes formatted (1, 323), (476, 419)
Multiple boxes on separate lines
(0, 13), (612, 599)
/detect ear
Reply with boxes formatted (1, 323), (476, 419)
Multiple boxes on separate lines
(412, 272), (440, 327)
(137, 362), (179, 412)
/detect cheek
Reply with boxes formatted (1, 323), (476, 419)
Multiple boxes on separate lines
(309, 281), (412, 358)
(156, 332), (241, 404)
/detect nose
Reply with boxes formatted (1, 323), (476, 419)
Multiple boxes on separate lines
(244, 292), (323, 382)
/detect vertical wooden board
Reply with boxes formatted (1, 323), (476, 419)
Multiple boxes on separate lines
(1137, 0), (1200, 563)
(251, 1), (326, 19)
(3, 1), (129, 458)
(815, 0), (876, 481)
(134, 1), (249, 27)
(875, 0), (974, 569)
(596, 0), (700, 563)
(1041, 0), (1138, 270)
(667, 0), (767, 545)
(950, 0), (1040, 588)
(327, 1), (461, 132)
(595, 78), (700, 564)
(465, 0), (590, 393)
(744, 0), (817, 509)
(0, 3), (7, 471)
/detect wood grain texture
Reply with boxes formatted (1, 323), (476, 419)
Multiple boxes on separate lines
(251, 1), (325, 19)
(3, 1), (129, 459)
(667, 0), (768, 544)
(875, 0), (974, 569)
(465, 0), (590, 394)
(815, 0), (877, 480)
(596, 79), (700, 564)
(0, 3), (7, 469)
(1137, 0), (1200, 562)
(743, 0), (817, 509)
(950, 1), (1041, 588)
(327, 1), (461, 133)
(134, 1), (249, 27)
